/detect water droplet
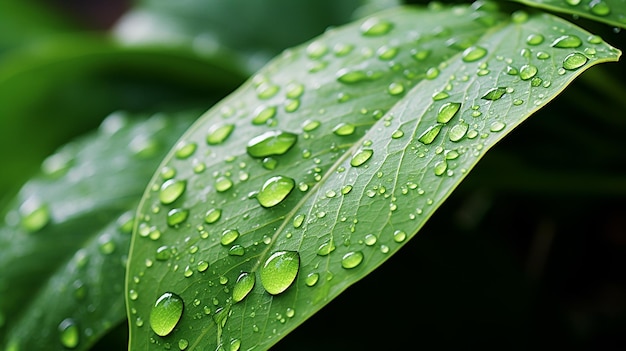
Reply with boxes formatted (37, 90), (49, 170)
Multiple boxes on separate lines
(317, 240), (335, 256)
(159, 179), (186, 205)
(336, 69), (369, 84)
(490, 121), (506, 132)
(305, 272), (319, 286)
(511, 10), (529, 23)
(551, 35), (582, 48)
(377, 45), (399, 60)
(526, 34), (544, 45)
(175, 142), (197, 159)
(350, 149), (373, 167)
(205, 208), (222, 224)
(519, 64), (538, 80)
(306, 41), (328, 59)
(20, 202), (50, 232)
(206, 124), (235, 145)
(333, 123), (356, 136)
(387, 82), (405, 96)
(167, 208), (189, 227)
(220, 229), (240, 245)
(536, 51), (550, 60)
(589, 0), (610, 16)
(230, 338), (241, 351)
(302, 119), (321, 132)
(232, 272), (256, 303)
(256, 82), (279, 99)
(562, 52), (588, 70)
(150, 292), (184, 337)
(341, 251), (364, 269)
(99, 237), (115, 255)
(393, 230), (407, 243)
(391, 130), (404, 139)
(215, 176), (233, 192)
(256, 176), (295, 208)
(178, 339), (189, 350)
(260, 251), (300, 295)
(434, 160), (447, 176)
(293, 214), (305, 228)
(341, 185), (353, 195)
(462, 46), (488, 62)
(58, 318), (79, 348)
(197, 260), (209, 272)
(229, 244), (245, 256)
(449, 122), (469, 142)
(425, 67), (440, 79)
(565, 0), (581, 5)
(252, 105), (276, 125)
(437, 102), (461, 124)
(360, 18), (393, 36)
(418, 124), (443, 145)
(284, 99), (300, 113)
(247, 130), (298, 158)
(481, 87), (507, 101)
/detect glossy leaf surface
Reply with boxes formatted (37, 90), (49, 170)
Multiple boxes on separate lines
(513, 0), (626, 28)
(0, 112), (195, 350)
(127, 3), (620, 351)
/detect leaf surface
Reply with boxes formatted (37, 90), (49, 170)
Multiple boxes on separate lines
(127, 3), (620, 351)
(512, 0), (626, 28)
(0, 111), (196, 350)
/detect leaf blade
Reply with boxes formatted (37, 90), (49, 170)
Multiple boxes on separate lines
(127, 4), (620, 351)
(511, 0), (626, 29)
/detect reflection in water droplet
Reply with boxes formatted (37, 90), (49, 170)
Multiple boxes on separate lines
(551, 35), (582, 48)
(317, 240), (336, 256)
(449, 122), (469, 142)
(204, 208), (222, 224)
(215, 176), (233, 192)
(256, 176), (295, 208)
(589, 0), (610, 16)
(387, 82), (405, 96)
(167, 209), (189, 227)
(220, 229), (240, 246)
(562, 52), (588, 70)
(175, 142), (197, 159)
(519, 64), (538, 80)
(526, 34), (544, 45)
(360, 18), (393, 36)
(333, 123), (356, 136)
(462, 46), (488, 62)
(233, 272), (256, 303)
(260, 251), (300, 295)
(437, 102), (462, 123)
(159, 179), (186, 205)
(490, 121), (506, 132)
(252, 105), (277, 125)
(481, 87), (507, 101)
(350, 149), (373, 167)
(305, 272), (319, 286)
(149, 292), (184, 337)
(247, 131), (298, 158)
(341, 251), (364, 269)
(206, 124), (235, 145)
(58, 318), (79, 348)
(418, 124), (443, 145)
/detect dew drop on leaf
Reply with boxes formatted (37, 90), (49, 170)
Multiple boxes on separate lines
(246, 130), (298, 158)
(256, 176), (295, 208)
(562, 52), (588, 70)
(232, 272), (256, 303)
(260, 251), (300, 295)
(350, 149), (373, 167)
(418, 124), (443, 145)
(252, 105), (277, 125)
(589, 0), (611, 16)
(333, 123), (356, 136)
(175, 142), (197, 159)
(204, 208), (222, 224)
(20, 202), (50, 232)
(526, 34), (544, 45)
(206, 124), (235, 145)
(215, 176), (233, 192)
(449, 122), (469, 142)
(305, 272), (319, 287)
(461, 46), (488, 62)
(155, 246), (171, 261)
(551, 35), (583, 48)
(336, 69), (369, 84)
(58, 318), (79, 349)
(359, 17), (393, 36)
(159, 179), (186, 205)
(167, 208), (189, 227)
(220, 229), (240, 246)
(481, 87), (507, 100)
(341, 251), (364, 269)
(519, 64), (538, 80)
(437, 102), (462, 123)
(178, 339), (189, 350)
(149, 292), (184, 337)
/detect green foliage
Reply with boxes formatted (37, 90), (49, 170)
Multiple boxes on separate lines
(0, 0), (624, 350)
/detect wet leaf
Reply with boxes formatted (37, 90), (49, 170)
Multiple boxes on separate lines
(513, 0), (626, 29)
(127, 3), (620, 351)
(0, 111), (195, 350)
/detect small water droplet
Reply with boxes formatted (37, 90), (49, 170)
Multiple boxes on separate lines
(434, 160), (448, 176)
(562, 52), (588, 70)
(551, 35), (583, 48)
(462, 46), (488, 62)
(341, 251), (364, 269)
(490, 121), (506, 132)
(159, 179), (186, 205)
(197, 260), (209, 272)
(256, 176), (295, 208)
(167, 208), (189, 227)
(360, 17), (393, 36)
(481, 87), (507, 100)
(247, 130), (298, 158)
(336, 69), (371, 84)
(20, 202), (50, 232)
(391, 130), (404, 139)
(418, 124), (443, 145)
(215, 176), (233, 192)
(293, 214), (305, 228)
(306, 41), (328, 59)
(252, 105), (277, 125)
(232, 272), (256, 303)
(377, 45), (399, 60)
(99, 237), (115, 255)
(526, 34), (544, 45)
(220, 229), (240, 246)
(449, 122), (469, 142)
(387, 82), (405, 96)
(150, 292), (184, 337)
(302, 119), (321, 132)
(58, 318), (79, 348)
(178, 339), (189, 350)
(437, 102), (462, 123)
(341, 185), (353, 195)
(425, 67), (440, 79)
(229, 244), (245, 256)
(350, 149), (373, 167)
(256, 82), (280, 99)
(565, 0), (581, 5)
(260, 251), (300, 295)
(305, 272), (319, 286)
(205, 208), (222, 224)
(333, 123), (356, 136)
(393, 230), (407, 243)
(175, 142), (197, 159)
(519, 64), (538, 80)
(206, 124), (235, 145)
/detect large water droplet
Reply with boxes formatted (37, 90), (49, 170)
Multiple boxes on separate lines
(562, 52), (588, 70)
(221, 229), (240, 245)
(449, 122), (469, 142)
(175, 142), (197, 159)
(20, 202), (50, 232)
(519, 64), (538, 80)
(247, 131), (298, 158)
(360, 18), (393, 36)
(206, 124), (235, 145)
(551, 35), (582, 48)
(256, 176), (295, 208)
(462, 46), (488, 62)
(58, 318), (79, 348)
(350, 149), (373, 167)
(231, 272), (255, 303)
(167, 208), (189, 227)
(526, 34), (544, 45)
(333, 123), (356, 136)
(341, 251), (364, 269)
(150, 292), (184, 337)
(252, 105), (277, 125)
(260, 251), (300, 295)
(215, 176), (233, 192)
(418, 124), (443, 145)
(437, 102), (461, 123)
(336, 69), (370, 84)
(481, 87), (507, 101)
(589, 0), (610, 16)
(159, 179), (186, 205)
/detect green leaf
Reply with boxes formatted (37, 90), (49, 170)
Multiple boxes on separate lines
(127, 3), (620, 350)
(511, 0), (626, 28)
(0, 111), (196, 350)
(114, 0), (367, 72)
